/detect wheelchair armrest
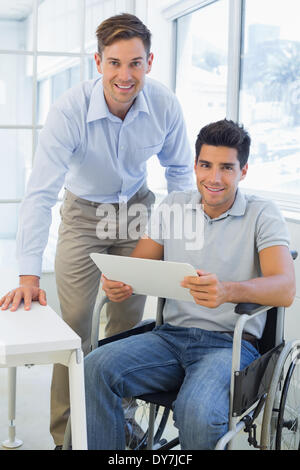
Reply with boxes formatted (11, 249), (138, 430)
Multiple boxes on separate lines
(234, 303), (267, 315)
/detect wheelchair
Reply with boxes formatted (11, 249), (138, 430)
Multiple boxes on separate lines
(64, 251), (300, 450)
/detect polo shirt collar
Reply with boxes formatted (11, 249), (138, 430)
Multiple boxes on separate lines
(86, 78), (150, 123)
(227, 188), (247, 216)
(189, 188), (247, 218)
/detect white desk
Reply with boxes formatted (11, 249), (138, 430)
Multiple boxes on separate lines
(0, 302), (87, 450)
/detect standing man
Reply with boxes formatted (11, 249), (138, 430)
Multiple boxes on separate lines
(0, 14), (194, 447)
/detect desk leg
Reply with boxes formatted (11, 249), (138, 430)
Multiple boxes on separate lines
(2, 367), (23, 449)
(68, 349), (87, 450)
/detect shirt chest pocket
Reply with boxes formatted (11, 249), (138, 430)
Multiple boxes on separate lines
(135, 141), (164, 161)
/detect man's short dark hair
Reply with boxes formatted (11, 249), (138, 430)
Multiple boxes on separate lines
(195, 119), (251, 168)
(96, 13), (152, 57)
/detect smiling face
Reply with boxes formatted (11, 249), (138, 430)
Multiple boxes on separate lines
(94, 37), (153, 119)
(195, 144), (248, 218)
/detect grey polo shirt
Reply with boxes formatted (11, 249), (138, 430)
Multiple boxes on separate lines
(145, 189), (290, 338)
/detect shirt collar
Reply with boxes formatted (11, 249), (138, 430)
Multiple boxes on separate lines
(87, 78), (110, 122)
(130, 89), (150, 116)
(227, 188), (247, 216)
(86, 77), (150, 123)
(189, 188), (247, 218)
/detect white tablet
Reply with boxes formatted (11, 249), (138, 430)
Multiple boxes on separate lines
(90, 253), (197, 302)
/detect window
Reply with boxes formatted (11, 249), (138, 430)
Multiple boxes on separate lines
(172, 0), (300, 208)
(175, 0), (229, 149)
(239, 0), (300, 198)
(0, 0), (123, 270)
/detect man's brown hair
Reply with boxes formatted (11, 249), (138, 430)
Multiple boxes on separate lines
(96, 13), (152, 56)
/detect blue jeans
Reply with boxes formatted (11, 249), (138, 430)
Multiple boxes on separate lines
(84, 324), (260, 450)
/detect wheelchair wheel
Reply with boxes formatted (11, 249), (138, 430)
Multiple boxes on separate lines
(260, 340), (300, 450)
(275, 356), (300, 449)
(125, 399), (172, 450)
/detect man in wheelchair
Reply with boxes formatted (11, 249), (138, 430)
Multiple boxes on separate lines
(84, 119), (296, 449)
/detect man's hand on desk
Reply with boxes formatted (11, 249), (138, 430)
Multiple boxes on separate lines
(101, 274), (133, 303)
(0, 275), (47, 311)
(181, 270), (228, 308)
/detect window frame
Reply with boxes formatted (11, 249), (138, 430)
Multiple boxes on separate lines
(0, 0), (135, 208)
(0, 0), (84, 206)
(1, 0), (299, 213)
(163, 0), (300, 214)
(0, 0), (136, 268)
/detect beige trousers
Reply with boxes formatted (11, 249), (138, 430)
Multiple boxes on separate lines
(50, 184), (155, 445)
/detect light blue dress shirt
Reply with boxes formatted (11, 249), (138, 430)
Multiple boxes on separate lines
(17, 76), (194, 277)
